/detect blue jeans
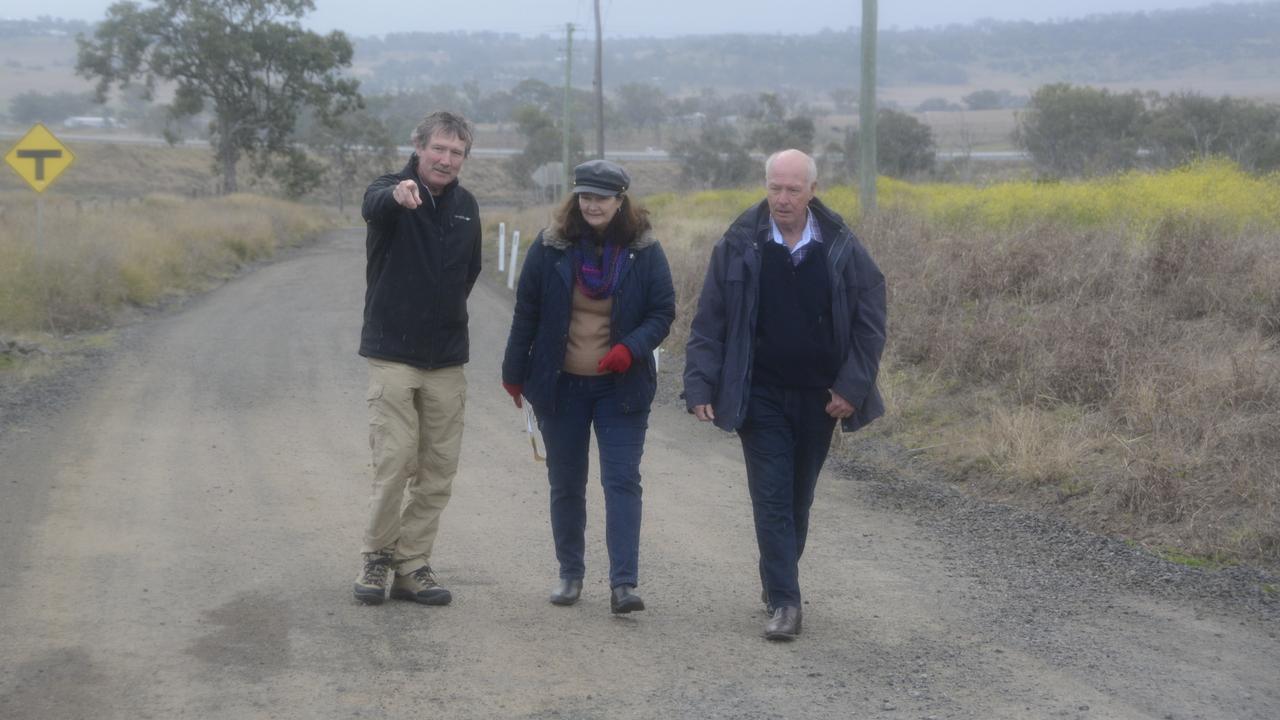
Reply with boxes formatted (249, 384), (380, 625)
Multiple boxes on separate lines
(737, 383), (837, 609)
(536, 373), (649, 588)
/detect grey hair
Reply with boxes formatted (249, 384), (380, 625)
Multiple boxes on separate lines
(411, 111), (474, 157)
(764, 150), (817, 184)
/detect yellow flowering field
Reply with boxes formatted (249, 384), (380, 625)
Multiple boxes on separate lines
(649, 160), (1280, 239)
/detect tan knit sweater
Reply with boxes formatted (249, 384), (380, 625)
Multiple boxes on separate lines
(563, 286), (613, 376)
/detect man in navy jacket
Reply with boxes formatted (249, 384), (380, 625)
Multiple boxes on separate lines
(353, 111), (482, 608)
(683, 149), (887, 640)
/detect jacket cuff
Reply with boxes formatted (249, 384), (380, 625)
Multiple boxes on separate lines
(832, 379), (868, 411)
(683, 385), (713, 410)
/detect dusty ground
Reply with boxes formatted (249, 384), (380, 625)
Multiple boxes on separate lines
(1, 229), (1277, 719)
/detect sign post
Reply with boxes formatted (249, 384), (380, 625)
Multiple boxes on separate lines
(4, 122), (76, 247)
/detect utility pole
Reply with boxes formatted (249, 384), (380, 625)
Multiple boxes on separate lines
(859, 0), (879, 214)
(593, 0), (605, 159)
(563, 23), (575, 195)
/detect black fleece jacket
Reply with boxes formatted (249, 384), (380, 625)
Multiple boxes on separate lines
(359, 155), (482, 369)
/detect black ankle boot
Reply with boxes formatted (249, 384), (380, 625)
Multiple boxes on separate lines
(764, 605), (802, 641)
(610, 584), (645, 614)
(549, 578), (582, 606)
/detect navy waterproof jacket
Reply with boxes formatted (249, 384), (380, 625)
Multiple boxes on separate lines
(502, 227), (676, 416)
(360, 156), (482, 369)
(683, 198), (887, 433)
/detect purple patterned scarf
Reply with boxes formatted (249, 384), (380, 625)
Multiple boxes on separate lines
(572, 235), (631, 299)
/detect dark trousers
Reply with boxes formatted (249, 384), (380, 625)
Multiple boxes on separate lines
(536, 373), (649, 589)
(737, 383), (837, 609)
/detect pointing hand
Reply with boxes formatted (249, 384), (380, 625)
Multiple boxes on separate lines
(392, 179), (422, 209)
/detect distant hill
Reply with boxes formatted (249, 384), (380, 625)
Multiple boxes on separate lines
(3, 2), (1280, 116)
(349, 3), (1280, 98)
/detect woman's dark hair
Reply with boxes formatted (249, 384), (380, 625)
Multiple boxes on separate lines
(552, 192), (651, 244)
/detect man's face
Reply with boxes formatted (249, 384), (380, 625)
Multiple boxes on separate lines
(765, 154), (816, 233)
(416, 130), (468, 195)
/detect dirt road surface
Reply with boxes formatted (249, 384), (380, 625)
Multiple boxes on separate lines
(2, 230), (1277, 719)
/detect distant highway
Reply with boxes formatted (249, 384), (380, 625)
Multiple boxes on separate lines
(0, 129), (1029, 162)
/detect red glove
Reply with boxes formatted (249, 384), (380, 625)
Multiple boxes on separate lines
(597, 344), (633, 374)
(502, 382), (523, 408)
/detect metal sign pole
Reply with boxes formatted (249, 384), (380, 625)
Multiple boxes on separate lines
(35, 194), (44, 249)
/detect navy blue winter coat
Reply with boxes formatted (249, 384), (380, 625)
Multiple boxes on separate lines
(502, 227), (676, 415)
(683, 198), (887, 433)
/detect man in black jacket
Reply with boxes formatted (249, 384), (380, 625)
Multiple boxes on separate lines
(353, 111), (482, 607)
(684, 149), (887, 640)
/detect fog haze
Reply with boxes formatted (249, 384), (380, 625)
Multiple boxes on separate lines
(3, 0), (1226, 36)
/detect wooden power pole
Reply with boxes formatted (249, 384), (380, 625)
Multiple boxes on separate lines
(563, 23), (575, 194)
(859, 0), (878, 214)
(593, 0), (605, 159)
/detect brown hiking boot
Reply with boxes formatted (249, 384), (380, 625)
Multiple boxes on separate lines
(390, 565), (453, 606)
(353, 549), (393, 605)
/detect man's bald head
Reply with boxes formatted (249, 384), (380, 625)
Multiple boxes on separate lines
(765, 149), (817, 185)
(764, 149), (817, 236)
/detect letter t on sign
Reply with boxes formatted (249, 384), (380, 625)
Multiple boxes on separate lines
(16, 149), (63, 180)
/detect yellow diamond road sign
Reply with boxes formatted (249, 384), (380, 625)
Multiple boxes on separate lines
(5, 122), (75, 193)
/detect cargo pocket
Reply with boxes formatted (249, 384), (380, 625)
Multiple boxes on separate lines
(367, 382), (386, 454)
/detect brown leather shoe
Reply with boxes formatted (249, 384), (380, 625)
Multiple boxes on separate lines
(389, 565), (452, 606)
(764, 606), (802, 641)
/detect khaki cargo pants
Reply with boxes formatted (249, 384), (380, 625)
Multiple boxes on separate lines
(362, 358), (466, 575)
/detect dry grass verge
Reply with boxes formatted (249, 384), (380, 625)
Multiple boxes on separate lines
(0, 192), (334, 333)
(867, 204), (1280, 569)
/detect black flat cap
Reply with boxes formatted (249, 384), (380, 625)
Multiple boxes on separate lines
(572, 159), (630, 196)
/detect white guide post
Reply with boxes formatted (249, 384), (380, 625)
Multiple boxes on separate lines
(507, 231), (521, 290)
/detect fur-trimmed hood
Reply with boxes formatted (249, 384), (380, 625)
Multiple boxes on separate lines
(540, 226), (658, 252)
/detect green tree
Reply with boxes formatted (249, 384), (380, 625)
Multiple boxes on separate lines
(8, 90), (98, 125)
(76, 0), (360, 193)
(847, 108), (936, 179)
(508, 105), (583, 189)
(750, 116), (816, 155)
(1013, 83), (1147, 177)
(270, 147), (327, 200)
(962, 89), (1003, 111)
(298, 107), (397, 212)
(616, 83), (669, 135)
(1146, 92), (1280, 173)
(670, 122), (755, 189)
(1220, 101), (1280, 173)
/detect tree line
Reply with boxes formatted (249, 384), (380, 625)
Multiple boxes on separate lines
(1014, 83), (1280, 177)
(49, 0), (1280, 198)
(347, 4), (1280, 94)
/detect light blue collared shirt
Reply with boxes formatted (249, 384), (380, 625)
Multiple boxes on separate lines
(768, 209), (822, 265)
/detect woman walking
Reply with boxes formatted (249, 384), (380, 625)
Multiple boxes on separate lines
(502, 160), (675, 613)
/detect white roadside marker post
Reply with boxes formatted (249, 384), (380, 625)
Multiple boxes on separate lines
(507, 231), (521, 290)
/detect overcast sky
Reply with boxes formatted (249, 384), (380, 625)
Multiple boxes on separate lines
(4, 0), (1228, 36)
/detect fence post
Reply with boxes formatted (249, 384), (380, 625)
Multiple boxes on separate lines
(507, 231), (520, 290)
(498, 222), (506, 272)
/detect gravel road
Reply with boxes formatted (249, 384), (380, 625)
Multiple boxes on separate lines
(1, 229), (1276, 719)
